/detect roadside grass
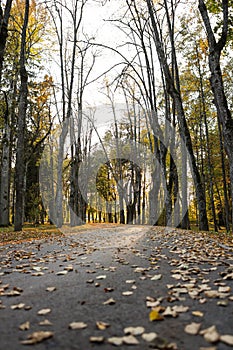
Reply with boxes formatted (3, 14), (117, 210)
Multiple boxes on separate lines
(0, 224), (62, 245)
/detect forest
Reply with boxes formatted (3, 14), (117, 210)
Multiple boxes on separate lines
(0, 0), (232, 233)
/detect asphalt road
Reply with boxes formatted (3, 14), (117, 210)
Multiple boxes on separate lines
(0, 224), (233, 350)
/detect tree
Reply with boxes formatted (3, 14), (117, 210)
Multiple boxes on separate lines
(0, 0), (13, 83)
(199, 0), (233, 231)
(145, 0), (209, 231)
(14, 0), (30, 231)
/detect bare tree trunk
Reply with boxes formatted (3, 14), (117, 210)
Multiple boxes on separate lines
(199, 0), (233, 231)
(217, 115), (230, 231)
(0, 0), (13, 226)
(0, 91), (10, 226)
(0, 0), (13, 82)
(146, 0), (209, 231)
(14, 0), (29, 231)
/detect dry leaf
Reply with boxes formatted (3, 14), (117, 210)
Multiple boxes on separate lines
(122, 291), (133, 296)
(218, 286), (231, 293)
(204, 290), (219, 298)
(126, 280), (135, 284)
(46, 287), (56, 292)
(192, 311), (204, 317)
(89, 336), (104, 343)
(96, 321), (110, 330)
(162, 306), (177, 317)
(124, 326), (145, 335)
(39, 320), (53, 326)
(103, 298), (116, 305)
(108, 337), (123, 346)
(20, 331), (54, 345)
(220, 334), (233, 346)
(149, 309), (164, 321)
(184, 322), (201, 335)
(19, 321), (30, 331)
(56, 270), (68, 275)
(172, 305), (189, 313)
(69, 322), (87, 330)
(37, 309), (51, 316)
(123, 335), (140, 345)
(11, 303), (25, 310)
(96, 275), (106, 280)
(151, 274), (162, 280)
(200, 325), (220, 343)
(142, 332), (158, 342)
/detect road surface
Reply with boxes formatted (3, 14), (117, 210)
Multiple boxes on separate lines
(0, 224), (233, 349)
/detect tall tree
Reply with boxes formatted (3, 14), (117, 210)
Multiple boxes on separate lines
(0, 0), (13, 83)
(0, 0), (13, 226)
(14, 0), (30, 231)
(146, 0), (209, 231)
(199, 0), (233, 230)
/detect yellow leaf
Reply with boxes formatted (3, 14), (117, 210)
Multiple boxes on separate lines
(149, 309), (164, 321)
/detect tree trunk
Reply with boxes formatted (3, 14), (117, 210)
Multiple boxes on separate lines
(0, 92), (10, 226)
(146, 0), (209, 231)
(0, 0), (13, 83)
(14, 0), (29, 231)
(199, 0), (233, 231)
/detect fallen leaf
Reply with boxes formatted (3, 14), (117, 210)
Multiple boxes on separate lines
(149, 309), (164, 321)
(69, 322), (87, 330)
(56, 270), (68, 275)
(204, 290), (219, 298)
(103, 298), (116, 305)
(39, 320), (53, 326)
(192, 311), (204, 317)
(89, 336), (104, 343)
(162, 306), (177, 317)
(122, 291), (133, 296)
(37, 309), (51, 316)
(172, 305), (189, 313)
(217, 300), (228, 306)
(220, 334), (233, 346)
(96, 275), (106, 280)
(184, 322), (201, 335)
(123, 335), (139, 345)
(11, 303), (25, 310)
(46, 287), (56, 292)
(20, 331), (54, 345)
(200, 325), (220, 343)
(124, 326), (145, 335)
(218, 286), (231, 293)
(108, 337), (123, 346)
(142, 332), (158, 342)
(151, 274), (162, 280)
(19, 321), (30, 331)
(96, 321), (110, 330)
(126, 280), (135, 284)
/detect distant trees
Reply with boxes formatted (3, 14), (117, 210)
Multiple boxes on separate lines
(0, 0), (232, 232)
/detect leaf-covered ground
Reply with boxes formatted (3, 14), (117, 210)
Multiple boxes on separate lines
(0, 224), (233, 350)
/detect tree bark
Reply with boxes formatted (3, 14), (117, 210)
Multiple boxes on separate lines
(0, 91), (10, 226)
(0, 0), (13, 83)
(146, 0), (209, 231)
(199, 0), (233, 231)
(14, 0), (29, 231)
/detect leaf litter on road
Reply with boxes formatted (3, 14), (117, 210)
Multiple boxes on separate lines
(1, 225), (233, 349)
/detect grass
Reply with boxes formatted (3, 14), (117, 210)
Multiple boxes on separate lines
(0, 223), (62, 245)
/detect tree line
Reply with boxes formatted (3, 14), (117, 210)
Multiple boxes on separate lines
(0, 0), (232, 232)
